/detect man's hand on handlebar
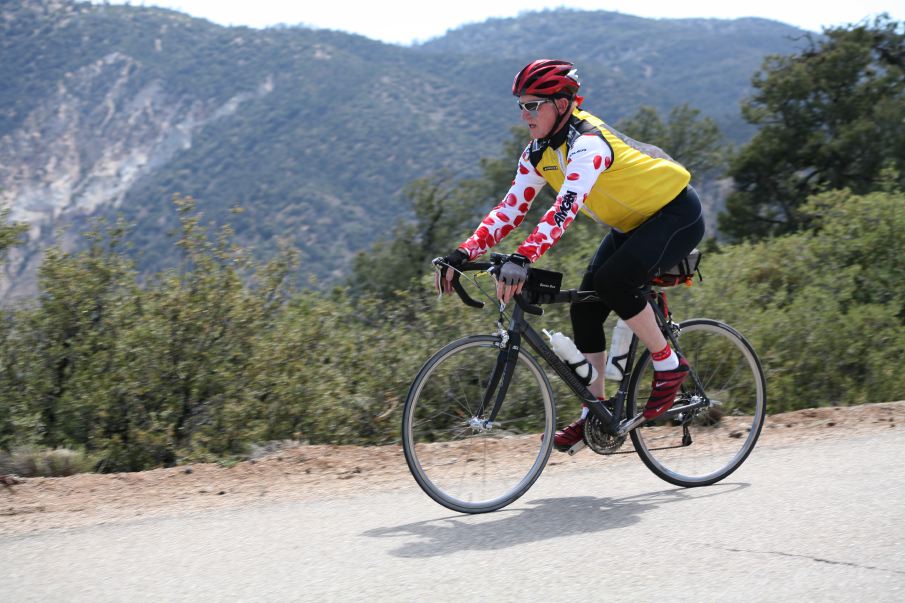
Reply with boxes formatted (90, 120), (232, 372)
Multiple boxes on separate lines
(434, 250), (532, 307)
(434, 249), (468, 295)
(496, 253), (530, 304)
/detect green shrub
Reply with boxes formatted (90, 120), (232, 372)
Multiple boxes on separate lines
(0, 447), (101, 477)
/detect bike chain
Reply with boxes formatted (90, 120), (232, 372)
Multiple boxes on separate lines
(583, 414), (628, 454)
(584, 415), (695, 455)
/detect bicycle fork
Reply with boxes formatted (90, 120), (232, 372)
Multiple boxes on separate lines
(474, 327), (522, 428)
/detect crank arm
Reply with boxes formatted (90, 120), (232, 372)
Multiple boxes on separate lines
(616, 398), (711, 435)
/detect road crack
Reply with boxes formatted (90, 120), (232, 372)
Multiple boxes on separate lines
(704, 544), (905, 576)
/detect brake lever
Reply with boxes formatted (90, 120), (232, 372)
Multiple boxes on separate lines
(434, 258), (485, 309)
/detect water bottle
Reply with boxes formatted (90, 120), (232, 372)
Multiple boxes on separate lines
(543, 330), (598, 384)
(605, 318), (632, 381)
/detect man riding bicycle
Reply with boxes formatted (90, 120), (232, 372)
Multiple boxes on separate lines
(439, 59), (705, 451)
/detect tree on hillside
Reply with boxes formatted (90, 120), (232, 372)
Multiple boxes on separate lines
(719, 15), (905, 241)
(348, 128), (534, 299)
(614, 103), (727, 181)
(0, 208), (26, 259)
(0, 207), (27, 451)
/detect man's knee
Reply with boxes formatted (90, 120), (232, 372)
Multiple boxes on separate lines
(570, 301), (607, 353)
(592, 255), (648, 319)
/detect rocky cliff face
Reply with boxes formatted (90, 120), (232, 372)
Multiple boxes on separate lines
(0, 51), (272, 299)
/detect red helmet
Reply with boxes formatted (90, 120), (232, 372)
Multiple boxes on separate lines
(512, 59), (580, 98)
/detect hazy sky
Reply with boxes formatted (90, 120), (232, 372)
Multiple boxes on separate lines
(96, 1), (899, 45)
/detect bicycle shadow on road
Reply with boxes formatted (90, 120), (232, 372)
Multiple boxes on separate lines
(364, 483), (749, 558)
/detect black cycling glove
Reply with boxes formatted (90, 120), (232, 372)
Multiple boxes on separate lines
(435, 249), (468, 294)
(442, 249), (468, 269)
(498, 253), (530, 287)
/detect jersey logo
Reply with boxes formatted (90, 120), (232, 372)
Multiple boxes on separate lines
(543, 166), (558, 171)
(554, 190), (577, 227)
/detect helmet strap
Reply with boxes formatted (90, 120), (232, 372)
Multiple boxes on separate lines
(550, 97), (574, 136)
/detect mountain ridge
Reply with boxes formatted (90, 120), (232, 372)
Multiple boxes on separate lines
(0, 0), (809, 298)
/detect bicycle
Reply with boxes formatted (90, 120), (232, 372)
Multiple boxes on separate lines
(402, 252), (766, 514)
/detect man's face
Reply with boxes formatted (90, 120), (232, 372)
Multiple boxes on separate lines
(518, 95), (566, 139)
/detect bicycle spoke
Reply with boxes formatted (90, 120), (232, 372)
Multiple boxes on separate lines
(403, 336), (554, 513)
(454, 368), (479, 416)
(629, 320), (765, 487)
(700, 355), (740, 395)
(411, 410), (468, 431)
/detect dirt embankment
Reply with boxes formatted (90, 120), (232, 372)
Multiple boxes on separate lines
(1, 402), (902, 535)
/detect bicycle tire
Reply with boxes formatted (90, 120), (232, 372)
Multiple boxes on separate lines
(402, 335), (555, 513)
(627, 319), (766, 487)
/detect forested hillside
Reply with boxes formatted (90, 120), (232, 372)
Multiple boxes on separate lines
(421, 11), (803, 140)
(0, 2), (905, 475)
(0, 0), (808, 296)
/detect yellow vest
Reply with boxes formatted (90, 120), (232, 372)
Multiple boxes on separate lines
(531, 109), (691, 232)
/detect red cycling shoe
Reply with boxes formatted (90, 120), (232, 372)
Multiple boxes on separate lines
(553, 417), (585, 452)
(643, 357), (690, 419)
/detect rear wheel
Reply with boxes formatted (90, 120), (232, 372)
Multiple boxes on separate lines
(628, 319), (766, 487)
(402, 335), (555, 513)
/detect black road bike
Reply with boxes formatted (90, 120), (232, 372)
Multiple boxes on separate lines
(402, 253), (766, 514)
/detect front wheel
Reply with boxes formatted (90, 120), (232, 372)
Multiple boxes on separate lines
(628, 319), (766, 487)
(402, 335), (555, 513)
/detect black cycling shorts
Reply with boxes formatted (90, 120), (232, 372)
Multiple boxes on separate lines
(570, 185), (705, 353)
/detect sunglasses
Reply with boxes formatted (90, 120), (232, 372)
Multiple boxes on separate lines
(517, 99), (553, 116)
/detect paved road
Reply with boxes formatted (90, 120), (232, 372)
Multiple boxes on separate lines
(3, 431), (904, 601)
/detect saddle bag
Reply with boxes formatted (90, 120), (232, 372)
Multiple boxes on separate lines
(651, 248), (703, 287)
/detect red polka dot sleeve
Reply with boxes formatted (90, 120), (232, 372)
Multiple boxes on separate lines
(459, 146), (546, 260)
(516, 134), (611, 262)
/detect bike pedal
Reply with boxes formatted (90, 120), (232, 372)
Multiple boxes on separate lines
(567, 441), (586, 456)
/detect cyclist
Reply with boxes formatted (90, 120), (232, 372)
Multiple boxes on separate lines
(438, 59), (705, 451)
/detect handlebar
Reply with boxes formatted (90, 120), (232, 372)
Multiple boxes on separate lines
(433, 254), (544, 316)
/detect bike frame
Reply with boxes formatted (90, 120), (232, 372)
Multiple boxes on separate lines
(476, 287), (711, 437)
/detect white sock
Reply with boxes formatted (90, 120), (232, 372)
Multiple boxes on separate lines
(651, 344), (679, 371)
(580, 405), (589, 420)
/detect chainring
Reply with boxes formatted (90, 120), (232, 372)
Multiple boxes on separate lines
(583, 414), (627, 455)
